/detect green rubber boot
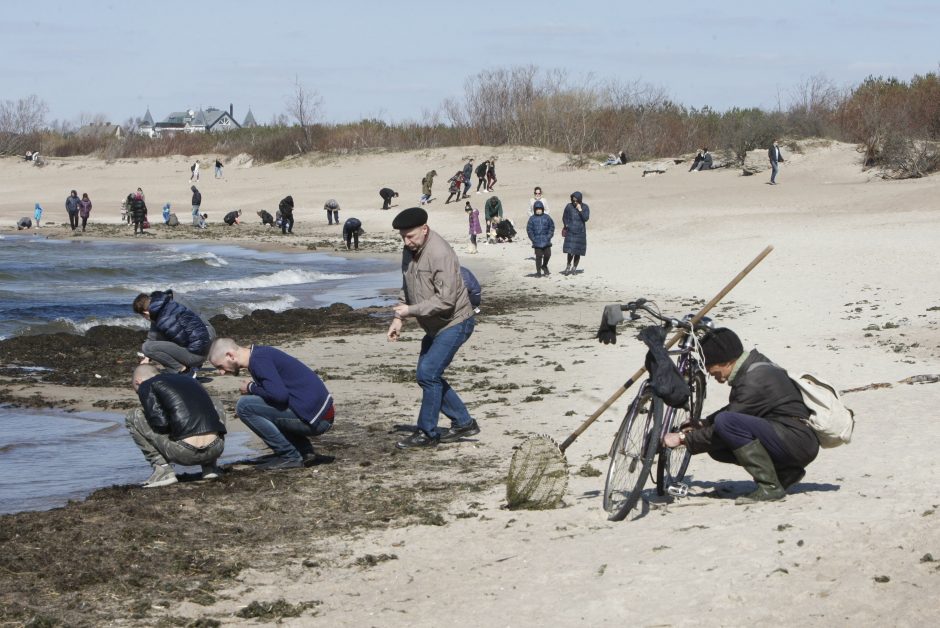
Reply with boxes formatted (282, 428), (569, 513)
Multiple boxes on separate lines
(733, 440), (787, 505)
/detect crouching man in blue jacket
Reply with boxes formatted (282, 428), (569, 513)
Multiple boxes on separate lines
(208, 338), (335, 470)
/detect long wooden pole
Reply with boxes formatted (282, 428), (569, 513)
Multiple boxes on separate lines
(558, 245), (774, 453)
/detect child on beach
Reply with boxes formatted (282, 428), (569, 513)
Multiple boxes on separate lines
(445, 171), (465, 204)
(33, 203), (43, 228)
(465, 201), (481, 254)
(420, 170), (437, 205)
(526, 200), (554, 277)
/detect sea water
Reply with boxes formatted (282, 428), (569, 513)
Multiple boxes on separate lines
(0, 234), (400, 514)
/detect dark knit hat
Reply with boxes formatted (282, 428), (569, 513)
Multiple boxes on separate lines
(533, 200), (544, 210)
(392, 207), (428, 229)
(700, 328), (744, 366)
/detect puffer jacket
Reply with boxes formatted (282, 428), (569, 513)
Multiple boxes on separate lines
(526, 212), (555, 248)
(148, 290), (211, 355)
(562, 191), (590, 256)
(685, 349), (818, 464)
(138, 373), (226, 440)
(65, 194), (81, 214)
(78, 199), (92, 218)
(130, 196), (147, 221)
(399, 229), (473, 335)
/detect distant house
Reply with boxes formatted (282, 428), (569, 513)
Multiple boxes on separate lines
(242, 107), (258, 128)
(138, 108), (156, 138)
(139, 104), (246, 137)
(77, 123), (124, 140)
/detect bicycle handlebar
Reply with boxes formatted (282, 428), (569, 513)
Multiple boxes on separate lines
(620, 299), (697, 332)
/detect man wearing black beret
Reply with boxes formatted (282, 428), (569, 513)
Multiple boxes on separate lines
(388, 207), (480, 448)
(663, 328), (819, 504)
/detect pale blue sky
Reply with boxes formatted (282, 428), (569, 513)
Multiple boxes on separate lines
(2, 0), (937, 126)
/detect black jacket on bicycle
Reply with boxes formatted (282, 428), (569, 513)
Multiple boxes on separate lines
(685, 349), (818, 465)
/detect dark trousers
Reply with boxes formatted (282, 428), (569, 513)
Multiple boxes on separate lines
(709, 411), (814, 469)
(281, 216), (294, 233)
(534, 246), (551, 271)
(381, 196), (392, 210)
(68, 211), (79, 229)
(80, 216), (89, 231)
(327, 210), (338, 224)
(345, 231), (359, 250)
(476, 177), (486, 191)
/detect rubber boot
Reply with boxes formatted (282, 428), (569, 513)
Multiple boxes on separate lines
(732, 439), (786, 505)
(777, 466), (806, 490)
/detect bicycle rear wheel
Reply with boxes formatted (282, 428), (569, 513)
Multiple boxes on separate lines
(656, 370), (706, 495)
(604, 389), (662, 521)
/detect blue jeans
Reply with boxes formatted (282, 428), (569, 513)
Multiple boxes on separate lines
(770, 161), (779, 183)
(415, 317), (475, 437)
(236, 395), (332, 460)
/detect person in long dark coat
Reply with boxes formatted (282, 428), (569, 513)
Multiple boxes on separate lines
(561, 191), (589, 274)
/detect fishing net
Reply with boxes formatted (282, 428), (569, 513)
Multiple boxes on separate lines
(505, 435), (568, 510)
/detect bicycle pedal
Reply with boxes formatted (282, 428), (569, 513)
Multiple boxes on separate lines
(667, 482), (689, 498)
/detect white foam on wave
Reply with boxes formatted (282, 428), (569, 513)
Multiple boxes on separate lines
(63, 315), (148, 333)
(150, 249), (229, 268)
(134, 268), (353, 295)
(219, 294), (299, 317)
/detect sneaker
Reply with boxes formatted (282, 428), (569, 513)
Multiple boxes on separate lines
(303, 452), (335, 467)
(535, 271), (542, 278)
(542, 267), (550, 276)
(396, 431), (440, 449)
(201, 464), (222, 480)
(257, 455), (303, 470)
(440, 419), (480, 443)
(143, 464), (177, 488)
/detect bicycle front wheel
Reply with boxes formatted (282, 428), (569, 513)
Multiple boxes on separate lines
(656, 370), (706, 495)
(604, 389), (662, 521)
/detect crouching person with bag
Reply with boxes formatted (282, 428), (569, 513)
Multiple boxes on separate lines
(662, 328), (819, 504)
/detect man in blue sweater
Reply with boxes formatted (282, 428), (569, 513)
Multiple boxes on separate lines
(208, 338), (334, 470)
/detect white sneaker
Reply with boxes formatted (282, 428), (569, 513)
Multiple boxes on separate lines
(201, 464), (222, 480)
(143, 464), (177, 488)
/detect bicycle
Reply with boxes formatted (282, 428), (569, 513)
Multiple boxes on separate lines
(602, 299), (712, 521)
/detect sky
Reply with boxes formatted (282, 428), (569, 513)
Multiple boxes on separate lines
(1, 0), (937, 128)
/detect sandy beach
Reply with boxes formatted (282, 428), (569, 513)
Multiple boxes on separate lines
(1, 142), (939, 626)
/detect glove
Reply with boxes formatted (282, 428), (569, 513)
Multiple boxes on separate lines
(597, 304), (624, 345)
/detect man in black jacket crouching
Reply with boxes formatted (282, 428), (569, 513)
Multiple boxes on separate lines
(126, 364), (227, 488)
(663, 328), (819, 504)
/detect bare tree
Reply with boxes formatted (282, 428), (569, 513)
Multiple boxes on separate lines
(0, 95), (49, 134)
(285, 76), (323, 151)
(0, 95), (48, 155)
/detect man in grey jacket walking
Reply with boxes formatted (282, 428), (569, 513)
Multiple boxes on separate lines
(387, 207), (479, 449)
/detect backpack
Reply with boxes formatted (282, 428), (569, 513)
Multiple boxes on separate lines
(167, 213), (179, 227)
(791, 372), (855, 448)
(460, 266), (482, 310)
(750, 363), (855, 448)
